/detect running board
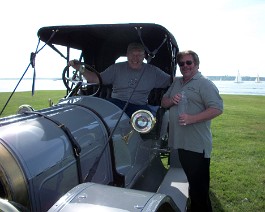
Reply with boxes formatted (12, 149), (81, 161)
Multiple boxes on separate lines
(157, 168), (189, 212)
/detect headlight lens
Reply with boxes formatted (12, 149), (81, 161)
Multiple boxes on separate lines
(131, 110), (156, 133)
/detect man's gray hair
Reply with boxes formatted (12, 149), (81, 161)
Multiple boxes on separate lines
(127, 42), (145, 53)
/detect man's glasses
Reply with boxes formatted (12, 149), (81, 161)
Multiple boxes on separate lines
(178, 60), (193, 67)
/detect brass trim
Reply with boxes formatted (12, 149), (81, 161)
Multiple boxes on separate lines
(0, 142), (29, 208)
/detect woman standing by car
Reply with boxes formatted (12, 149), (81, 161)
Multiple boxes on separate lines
(161, 50), (223, 212)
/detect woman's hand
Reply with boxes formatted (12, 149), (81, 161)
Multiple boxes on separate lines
(179, 113), (190, 126)
(171, 93), (182, 105)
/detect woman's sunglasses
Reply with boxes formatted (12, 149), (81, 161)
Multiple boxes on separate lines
(178, 60), (193, 67)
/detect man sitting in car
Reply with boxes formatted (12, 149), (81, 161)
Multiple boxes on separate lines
(69, 42), (170, 117)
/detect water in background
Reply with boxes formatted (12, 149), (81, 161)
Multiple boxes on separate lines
(0, 78), (264, 96)
(0, 79), (65, 93)
(213, 80), (265, 96)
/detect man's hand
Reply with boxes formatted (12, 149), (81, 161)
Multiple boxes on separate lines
(68, 60), (81, 70)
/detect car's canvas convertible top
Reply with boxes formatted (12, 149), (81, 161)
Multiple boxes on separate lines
(37, 23), (179, 76)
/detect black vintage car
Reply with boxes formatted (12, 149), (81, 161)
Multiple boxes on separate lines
(0, 23), (188, 212)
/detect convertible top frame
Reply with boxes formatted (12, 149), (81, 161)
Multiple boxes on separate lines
(38, 23), (179, 77)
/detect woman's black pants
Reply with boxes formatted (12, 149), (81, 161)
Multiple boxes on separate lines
(178, 149), (212, 212)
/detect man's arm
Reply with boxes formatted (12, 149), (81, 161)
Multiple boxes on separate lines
(68, 60), (99, 83)
(80, 67), (99, 83)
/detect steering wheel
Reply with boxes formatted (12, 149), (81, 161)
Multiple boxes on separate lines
(62, 62), (102, 96)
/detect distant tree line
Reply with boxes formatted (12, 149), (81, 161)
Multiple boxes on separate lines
(207, 76), (264, 81)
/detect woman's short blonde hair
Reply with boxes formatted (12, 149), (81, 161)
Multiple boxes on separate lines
(177, 50), (200, 66)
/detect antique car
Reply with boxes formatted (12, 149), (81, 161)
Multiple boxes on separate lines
(0, 23), (188, 211)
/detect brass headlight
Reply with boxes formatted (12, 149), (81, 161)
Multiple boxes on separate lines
(17, 104), (34, 114)
(131, 110), (156, 133)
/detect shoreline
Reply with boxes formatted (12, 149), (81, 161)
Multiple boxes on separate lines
(0, 79), (264, 96)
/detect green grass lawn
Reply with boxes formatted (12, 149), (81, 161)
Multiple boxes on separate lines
(210, 95), (265, 212)
(0, 92), (265, 211)
(0, 90), (66, 117)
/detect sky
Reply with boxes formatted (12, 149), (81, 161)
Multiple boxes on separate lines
(1, 0), (265, 79)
